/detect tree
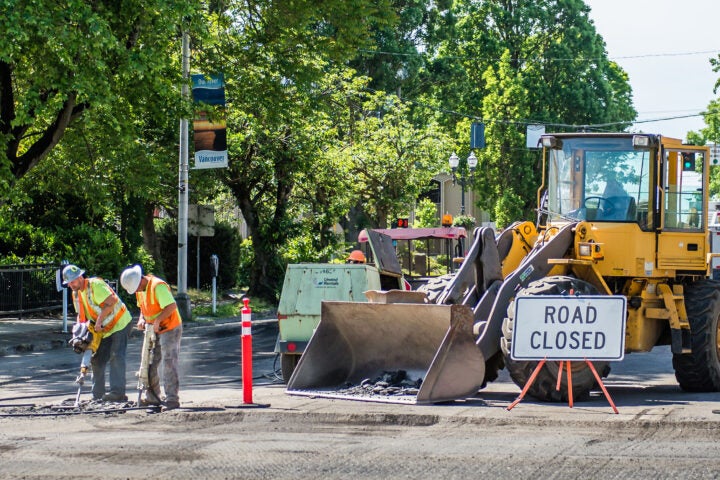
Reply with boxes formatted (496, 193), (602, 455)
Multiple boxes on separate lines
(0, 0), (203, 196)
(423, 0), (636, 222)
(349, 0), (452, 100)
(340, 93), (451, 228)
(192, 0), (395, 301)
(689, 98), (720, 198)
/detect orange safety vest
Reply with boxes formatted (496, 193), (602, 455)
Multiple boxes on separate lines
(74, 278), (128, 334)
(138, 275), (181, 332)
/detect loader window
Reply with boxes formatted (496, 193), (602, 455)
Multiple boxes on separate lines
(546, 137), (650, 227)
(663, 149), (704, 230)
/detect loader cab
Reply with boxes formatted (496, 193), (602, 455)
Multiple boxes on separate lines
(540, 133), (710, 276)
(541, 133), (708, 230)
(541, 134), (653, 226)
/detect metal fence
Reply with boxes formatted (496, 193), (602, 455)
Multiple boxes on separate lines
(0, 264), (63, 317)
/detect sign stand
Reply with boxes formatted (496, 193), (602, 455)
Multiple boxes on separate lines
(507, 357), (618, 414)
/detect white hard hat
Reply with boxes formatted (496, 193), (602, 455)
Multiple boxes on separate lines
(62, 264), (85, 286)
(120, 265), (143, 294)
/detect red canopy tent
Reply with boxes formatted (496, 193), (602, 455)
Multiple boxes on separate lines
(357, 227), (468, 278)
(357, 227), (467, 243)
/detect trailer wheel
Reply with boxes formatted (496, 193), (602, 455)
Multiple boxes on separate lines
(501, 275), (610, 402)
(672, 279), (720, 391)
(281, 353), (300, 383)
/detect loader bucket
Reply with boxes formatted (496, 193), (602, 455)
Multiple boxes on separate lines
(286, 301), (485, 404)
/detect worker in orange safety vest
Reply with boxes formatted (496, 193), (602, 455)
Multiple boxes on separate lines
(120, 264), (182, 411)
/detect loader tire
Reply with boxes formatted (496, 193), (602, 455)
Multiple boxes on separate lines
(416, 273), (455, 304)
(672, 279), (720, 392)
(501, 275), (610, 402)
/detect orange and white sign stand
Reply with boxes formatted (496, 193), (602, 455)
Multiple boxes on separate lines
(506, 357), (618, 414)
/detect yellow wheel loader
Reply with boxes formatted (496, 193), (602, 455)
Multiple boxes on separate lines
(288, 132), (720, 404)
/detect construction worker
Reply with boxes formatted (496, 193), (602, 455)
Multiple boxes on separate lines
(62, 264), (133, 402)
(346, 249), (366, 264)
(120, 264), (182, 411)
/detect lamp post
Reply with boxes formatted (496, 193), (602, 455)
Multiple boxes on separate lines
(449, 151), (478, 216)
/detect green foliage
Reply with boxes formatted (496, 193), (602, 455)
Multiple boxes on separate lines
(156, 220), (241, 291)
(0, 0), (643, 310)
(695, 99), (720, 199)
(423, 0), (636, 222)
(452, 214), (476, 230)
(280, 234), (344, 265)
(192, 301), (238, 319)
(339, 93), (453, 227)
(0, 217), (58, 262)
(53, 225), (126, 279)
(414, 197), (439, 228)
(0, 0), (204, 188)
(236, 238), (254, 289)
(494, 190), (524, 229)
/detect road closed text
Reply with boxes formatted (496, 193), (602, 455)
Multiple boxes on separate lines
(511, 296), (626, 361)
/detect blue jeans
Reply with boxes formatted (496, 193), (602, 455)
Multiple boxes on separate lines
(91, 321), (133, 399)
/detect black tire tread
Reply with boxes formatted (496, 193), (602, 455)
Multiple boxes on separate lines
(672, 279), (720, 392)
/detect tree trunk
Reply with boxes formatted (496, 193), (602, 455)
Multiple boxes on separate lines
(142, 202), (165, 278)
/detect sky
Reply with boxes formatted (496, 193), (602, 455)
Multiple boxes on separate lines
(584, 0), (720, 140)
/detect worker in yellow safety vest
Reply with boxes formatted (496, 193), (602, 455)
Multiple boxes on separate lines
(121, 264), (182, 411)
(62, 264), (133, 402)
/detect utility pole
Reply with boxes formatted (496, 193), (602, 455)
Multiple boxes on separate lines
(176, 29), (192, 321)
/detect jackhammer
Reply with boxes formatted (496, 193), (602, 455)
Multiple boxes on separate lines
(136, 325), (158, 407)
(68, 322), (95, 407)
(74, 352), (91, 407)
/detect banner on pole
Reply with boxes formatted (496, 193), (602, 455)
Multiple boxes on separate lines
(192, 73), (228, 169)
(470, 122), (485, 149)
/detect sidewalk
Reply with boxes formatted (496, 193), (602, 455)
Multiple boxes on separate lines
(0, 316), (70, 357)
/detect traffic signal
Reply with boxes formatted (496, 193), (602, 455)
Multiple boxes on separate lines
(682, 152), (695, 171)
(396, 218), (409, 228)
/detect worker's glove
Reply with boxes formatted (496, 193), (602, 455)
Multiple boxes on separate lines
(68, 322), (92, 354)
(75, 366), (88, 385)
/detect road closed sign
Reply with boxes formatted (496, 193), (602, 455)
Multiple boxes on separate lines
(511, 295), (627, 361)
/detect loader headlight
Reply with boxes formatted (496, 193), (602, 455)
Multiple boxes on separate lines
(632, 135), (655, 148)
(578, 241), (604, 260)
(541, 135), (562, 149)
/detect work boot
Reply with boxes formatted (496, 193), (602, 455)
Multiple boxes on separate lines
(161, 400), (180, 412)
(139, 390), (162, 407)
(102, 393), (128, 402)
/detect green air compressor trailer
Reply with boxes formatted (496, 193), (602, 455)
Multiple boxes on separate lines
(275, 229), (410, 381)
(276, 263), (383, 381)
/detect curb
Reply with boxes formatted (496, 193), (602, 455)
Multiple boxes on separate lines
(0, 339), (68, 357)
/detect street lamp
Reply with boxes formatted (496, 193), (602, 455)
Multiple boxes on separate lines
(449, 151), (478, 216)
